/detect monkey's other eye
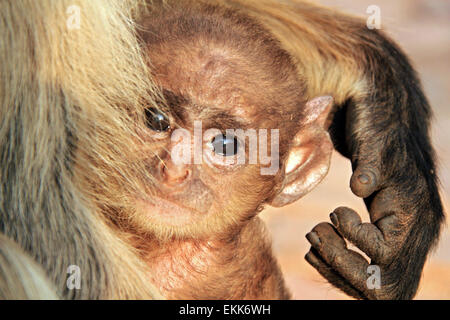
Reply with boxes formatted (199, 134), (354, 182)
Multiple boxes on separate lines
(211, 134), (239, 156)
(145, 107), (171, 132)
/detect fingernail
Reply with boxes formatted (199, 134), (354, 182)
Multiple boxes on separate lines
(330, 212), (339, 227)
(358, 173), (370, 184)
(306, 232), (321, 246)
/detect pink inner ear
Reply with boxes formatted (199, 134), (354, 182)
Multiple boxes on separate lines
(303, 96), (333, 126)
(285, 145), (313, 174)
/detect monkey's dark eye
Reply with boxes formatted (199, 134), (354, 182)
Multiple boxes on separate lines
(211, 134), (239, 156)
(145, 107), (170, 132)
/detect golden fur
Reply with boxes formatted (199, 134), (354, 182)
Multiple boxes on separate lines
(0, 0), (162, 299)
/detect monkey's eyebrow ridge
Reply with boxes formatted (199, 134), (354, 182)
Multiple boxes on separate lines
(161, 89), (251, 130)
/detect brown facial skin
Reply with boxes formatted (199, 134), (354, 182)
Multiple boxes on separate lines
(126, 5), (334, 299)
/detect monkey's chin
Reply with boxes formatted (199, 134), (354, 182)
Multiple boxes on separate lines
(137, 196), (207, 227)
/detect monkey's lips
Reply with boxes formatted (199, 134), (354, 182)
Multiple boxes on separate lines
(139, 195), (207, 226)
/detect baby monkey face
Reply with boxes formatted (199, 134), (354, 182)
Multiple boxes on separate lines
(133, 36), (325, 239)
(135, 97), (282, 239)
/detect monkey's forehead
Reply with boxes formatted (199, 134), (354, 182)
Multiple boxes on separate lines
(148, 43), (302, 124)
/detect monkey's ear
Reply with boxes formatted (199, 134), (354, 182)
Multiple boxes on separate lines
(269, 96), (334, 207)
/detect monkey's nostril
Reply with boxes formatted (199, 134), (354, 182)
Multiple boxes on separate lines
(161, 162), (190, 185)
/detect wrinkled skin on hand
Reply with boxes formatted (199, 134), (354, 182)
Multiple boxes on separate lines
(306, 206), (402, 300)
(306, 165), (420, 299)
(306, 104), (444, 300)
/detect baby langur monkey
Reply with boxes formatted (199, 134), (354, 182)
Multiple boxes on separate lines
(130, 3), (333, 299)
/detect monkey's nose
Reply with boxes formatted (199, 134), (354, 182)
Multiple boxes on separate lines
(161, 160), (190, 185)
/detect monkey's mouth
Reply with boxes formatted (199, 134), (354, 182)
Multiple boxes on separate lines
(139, 195), (207, 226)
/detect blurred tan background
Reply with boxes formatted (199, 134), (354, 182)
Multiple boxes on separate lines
(261, 0), (450, 299)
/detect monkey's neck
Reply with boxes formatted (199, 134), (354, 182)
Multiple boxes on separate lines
(133, 218), (289, 299)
